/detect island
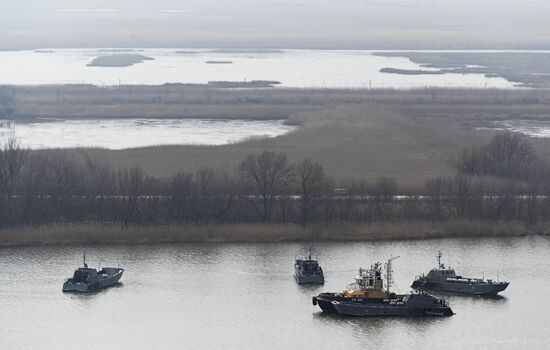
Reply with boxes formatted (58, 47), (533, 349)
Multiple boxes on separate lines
(206, 61), (233, 64)
(380, 67), (445, 75)
(87, 54), (155, 67)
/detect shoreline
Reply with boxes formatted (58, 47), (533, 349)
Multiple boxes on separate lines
(1, 221), (548, 247)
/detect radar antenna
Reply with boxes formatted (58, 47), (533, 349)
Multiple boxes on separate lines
(437, 251), (444, 269)
(384, 255), (400, 294)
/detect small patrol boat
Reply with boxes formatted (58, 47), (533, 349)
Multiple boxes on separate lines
(411, 251), (509, 296)
(294, 249), (325, 284)
(313, 256), (453, 317)
(62, 253), (124, 293)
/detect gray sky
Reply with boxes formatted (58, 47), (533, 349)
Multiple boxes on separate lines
(1, 0), (550, 49)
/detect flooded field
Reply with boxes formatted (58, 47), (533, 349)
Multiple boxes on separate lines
(0, 118), (295, 149)
(0, 49), (516, 88)
(0, 236), (549, 350)
(494, 119), (550, 138)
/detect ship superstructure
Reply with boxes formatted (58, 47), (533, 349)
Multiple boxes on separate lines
(313, 256), (453, 317)
(62, 253), (124, 293)
(294, 249), (325, 284)
(411, 251), (509, 296)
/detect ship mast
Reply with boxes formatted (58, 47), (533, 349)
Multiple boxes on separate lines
(384, 255), (400, 294)
(437, 251), (444, 269)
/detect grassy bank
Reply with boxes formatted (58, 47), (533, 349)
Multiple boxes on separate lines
(3, 86), (550, 185)
(1, 221), (548, 247)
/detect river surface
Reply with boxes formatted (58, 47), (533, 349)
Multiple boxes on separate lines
(0, 118), (294, 149)
(0, 236), (549, 350)
(0, 49), (516, 88)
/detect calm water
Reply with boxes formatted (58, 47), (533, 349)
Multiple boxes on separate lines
(0, 118), (295, 149)
(0, 49), (515, 88)
(1, 236), (549, 350)
(494, 120), (550, 138)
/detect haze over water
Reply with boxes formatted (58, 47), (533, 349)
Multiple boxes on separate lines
(1, 236), (548, 350)
(0, 49), (516, 88)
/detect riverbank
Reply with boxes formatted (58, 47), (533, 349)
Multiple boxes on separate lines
(1, 221), (548, 247)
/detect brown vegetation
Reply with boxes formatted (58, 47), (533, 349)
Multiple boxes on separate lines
(1, 221), (547, 247)
(2, 137), (550, 246)
(6, 85), (545, 186)
(457, 133), (544, 180)
(3, 86), (550, 245)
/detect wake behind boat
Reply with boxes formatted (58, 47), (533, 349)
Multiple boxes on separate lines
(62, 253), (124, 293)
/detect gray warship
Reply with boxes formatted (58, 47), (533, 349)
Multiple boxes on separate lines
(62, 254), (124, 293)
(313, 256), (453, 317)
(411, 251), (509, 296)
(294, 250), (325, 284)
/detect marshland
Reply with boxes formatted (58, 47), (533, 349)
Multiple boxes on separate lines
(2, 85), (550, 246)
(4, 1), (550, 348)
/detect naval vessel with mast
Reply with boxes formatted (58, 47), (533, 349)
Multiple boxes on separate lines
(312, 256), (453, 317)
(411, 251), (509, 296)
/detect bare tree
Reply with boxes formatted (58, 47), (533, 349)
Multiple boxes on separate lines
(5, 146), (550, 229)
(458, 133), (540, 180)
(43, 151), (83, 222)
(525, 171), (544, 225)
(425, 177), (447, 222)
(79, 151), (115, 221)
(450, 175), (471, 219)
(189, 167), (216, 224)
(487, 133), (538, 178)
(238, 151), (293, 223)
(0, 139), (29, 225)
(296, 159), (332, 226)
(372, 177), (397, 221)
(486, 180), (516, 223)
(213, 169), (237, 223)
(169, 171), (192, 223)
(349, 180), (368, 223)
(116, 167), (146, 226)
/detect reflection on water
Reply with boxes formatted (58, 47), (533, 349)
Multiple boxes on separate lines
(0, 118), (295, 149)
(0, 236), (549, 349)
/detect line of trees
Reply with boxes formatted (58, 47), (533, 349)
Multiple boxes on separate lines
(1, 134), (550, 229)
(457, 133), (546, 180)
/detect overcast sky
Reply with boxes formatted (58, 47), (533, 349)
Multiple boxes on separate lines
(1, 0), (550, 50)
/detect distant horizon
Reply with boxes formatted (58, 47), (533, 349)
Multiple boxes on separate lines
(2, 0), (550, 52)
(4, 46), (550, 52)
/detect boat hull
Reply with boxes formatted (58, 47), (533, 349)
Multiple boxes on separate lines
(313, 293), (453, 317)
(411, 279), (509, 296)
(294, 258), (325, 285)
(63, 268), (124, 293)
(295, 272), (325, 284)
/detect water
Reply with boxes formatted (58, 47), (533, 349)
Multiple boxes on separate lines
(0, 118), (295, 149)
(494, 120), (550, 138)
(1, 236), (549, 349)
(0, 49), (515, 88)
